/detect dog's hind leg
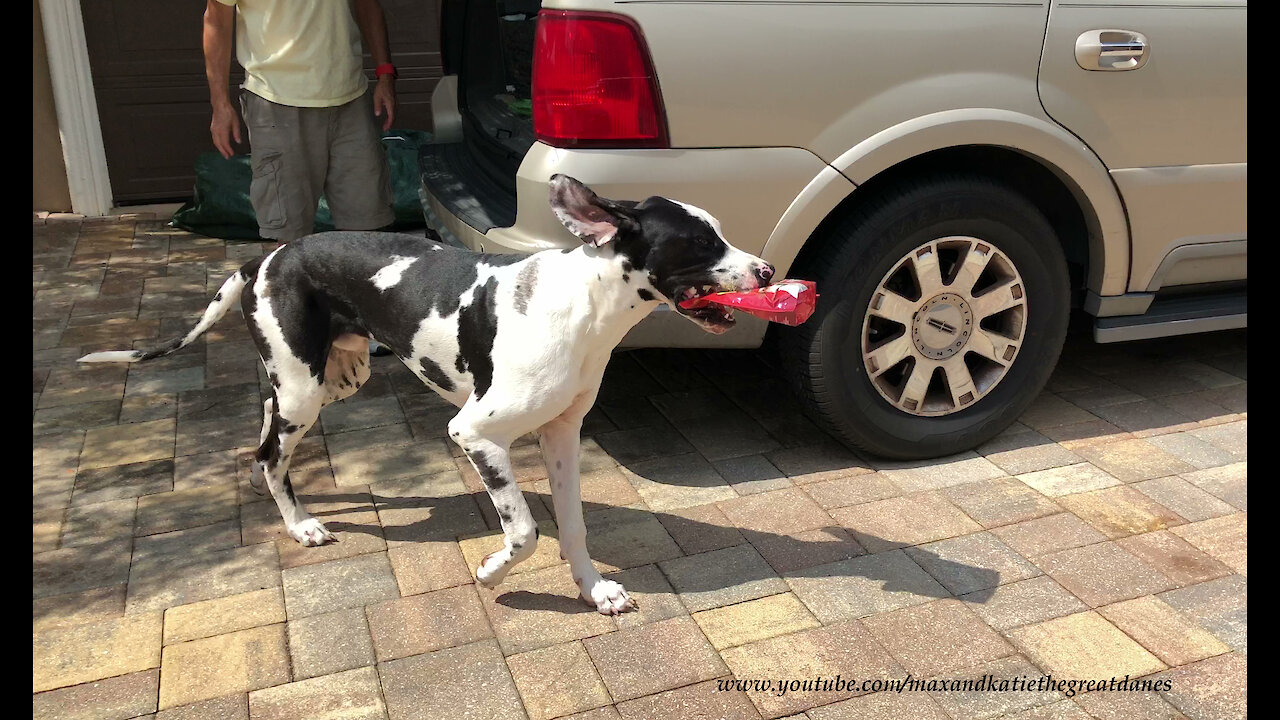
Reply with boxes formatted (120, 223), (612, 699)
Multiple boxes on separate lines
(258, 397), (276, 445)
(448, 411), (538, 588)
(251, 342), (366, 498)
(249, 396), (276, 496)
(241, 249), (338, 545)
(540, 390), (636, 615)
(255, 381), (332, 546)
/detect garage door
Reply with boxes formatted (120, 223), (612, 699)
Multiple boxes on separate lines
(82, 0), (443, 204)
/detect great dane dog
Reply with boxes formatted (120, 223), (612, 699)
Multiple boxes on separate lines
(81, 175), (775, 614)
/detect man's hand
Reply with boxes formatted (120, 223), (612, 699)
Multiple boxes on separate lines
(203, 0), (239, 157)
(373, 75), (397, 131)
(210, 100), (242, 158)
(354, 0), (396, 131)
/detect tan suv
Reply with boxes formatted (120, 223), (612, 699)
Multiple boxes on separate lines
(419, 0), (1247, 459)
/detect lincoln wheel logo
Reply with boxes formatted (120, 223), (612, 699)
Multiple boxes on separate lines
(926, 317), (958, 335)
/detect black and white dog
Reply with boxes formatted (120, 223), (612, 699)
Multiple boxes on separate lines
(81, 175), (774, 614)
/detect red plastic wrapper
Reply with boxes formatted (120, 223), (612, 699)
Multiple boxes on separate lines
(678, 279), (818, 326)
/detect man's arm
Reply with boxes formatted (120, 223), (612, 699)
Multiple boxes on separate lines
(353, 0), (396, 131)
(203, 0), (241, 158)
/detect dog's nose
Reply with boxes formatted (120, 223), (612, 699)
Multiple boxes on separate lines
(755, 263), (775, 285)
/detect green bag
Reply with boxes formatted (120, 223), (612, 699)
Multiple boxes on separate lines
(170, 129), (432, 240)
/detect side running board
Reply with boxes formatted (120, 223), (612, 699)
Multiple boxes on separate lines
(1094, 290), (1247, 343)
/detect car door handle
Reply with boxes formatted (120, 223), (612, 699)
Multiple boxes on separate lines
(1076, 30), (1150, 71)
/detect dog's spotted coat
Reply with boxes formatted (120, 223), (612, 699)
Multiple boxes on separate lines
(81, 175), (774, 614)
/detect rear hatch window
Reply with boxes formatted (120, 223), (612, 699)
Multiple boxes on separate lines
(458, 0), (540, 192)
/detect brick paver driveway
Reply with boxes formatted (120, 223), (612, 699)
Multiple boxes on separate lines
(34, 215), (1246, 719)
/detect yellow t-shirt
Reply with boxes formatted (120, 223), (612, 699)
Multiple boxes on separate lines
(217, 0), (368, 108)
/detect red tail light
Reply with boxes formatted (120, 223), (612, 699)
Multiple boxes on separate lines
(532, 10), (669, 148)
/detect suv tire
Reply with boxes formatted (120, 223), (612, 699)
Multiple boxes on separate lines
(778, 175), (1071, 459)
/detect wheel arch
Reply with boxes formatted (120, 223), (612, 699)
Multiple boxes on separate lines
(761, 109), (1131, 299)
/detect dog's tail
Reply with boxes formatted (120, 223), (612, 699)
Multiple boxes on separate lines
(78, 258), (260, 364)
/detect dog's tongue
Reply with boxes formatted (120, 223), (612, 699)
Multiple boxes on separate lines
(678, 280), (818, 326)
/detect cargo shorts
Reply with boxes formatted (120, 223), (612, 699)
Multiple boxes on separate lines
(240, 89), (395, 241)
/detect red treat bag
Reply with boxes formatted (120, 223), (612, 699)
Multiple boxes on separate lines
(679, 280), (818, 326)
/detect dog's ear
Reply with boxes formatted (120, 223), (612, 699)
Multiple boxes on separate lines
(548, 175), (636, 247)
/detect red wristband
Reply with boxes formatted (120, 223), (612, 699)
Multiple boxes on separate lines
(375, 63), (397, 79)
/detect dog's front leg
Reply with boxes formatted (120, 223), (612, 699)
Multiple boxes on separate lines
(541, 413), (637, 615)
(449, 417), (538, 588)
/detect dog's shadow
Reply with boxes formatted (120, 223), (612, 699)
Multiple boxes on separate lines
(319, 487), (999, 614)
(308, 350), (1000, 612)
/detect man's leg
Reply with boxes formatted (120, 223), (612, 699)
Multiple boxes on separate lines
(325, 88), (397, 355)
(323, 89), (396, 233)
(240, 92), (327, 242)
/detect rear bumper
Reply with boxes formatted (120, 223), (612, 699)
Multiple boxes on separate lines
(420, 140), (832, 348)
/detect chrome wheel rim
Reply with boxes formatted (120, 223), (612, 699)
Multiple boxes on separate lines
(861, 236), (1028, 417)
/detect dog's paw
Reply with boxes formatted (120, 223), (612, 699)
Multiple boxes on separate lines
(289, 518), (336, 547)
(476, 552), (508, 589)
(583, 579), (637, 616)
(248, 462), (268, 496)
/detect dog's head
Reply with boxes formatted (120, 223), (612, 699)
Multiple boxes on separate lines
(549, 174), (774, 334)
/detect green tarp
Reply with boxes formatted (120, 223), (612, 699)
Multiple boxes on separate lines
(170, 129), (431, 240)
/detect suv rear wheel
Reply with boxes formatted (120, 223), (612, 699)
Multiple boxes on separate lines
(778, 175), (1071, 459)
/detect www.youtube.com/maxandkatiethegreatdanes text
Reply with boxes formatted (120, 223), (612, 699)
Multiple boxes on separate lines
(716, 673), (1173, 698)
